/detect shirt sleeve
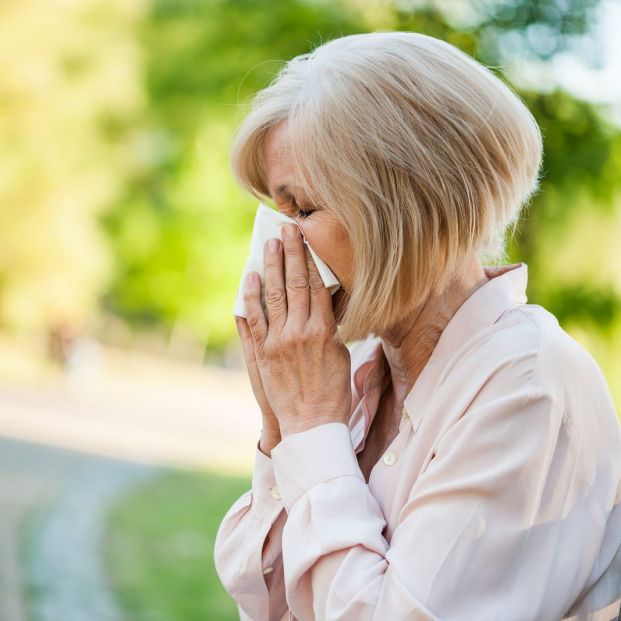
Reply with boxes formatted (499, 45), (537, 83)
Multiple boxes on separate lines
(269, 380), (601, 621)
(213, 437), (289, 621)
(213, 340), (371, 621)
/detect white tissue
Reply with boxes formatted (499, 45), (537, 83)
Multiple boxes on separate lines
(233, 202), (340, 318)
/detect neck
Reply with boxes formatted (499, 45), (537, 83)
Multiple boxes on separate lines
(379, 255), (488, 406)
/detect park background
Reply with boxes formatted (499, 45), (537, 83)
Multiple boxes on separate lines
(1, 0), (620, 619)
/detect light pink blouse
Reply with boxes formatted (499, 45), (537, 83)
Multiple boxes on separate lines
(214, 262), (621, 621)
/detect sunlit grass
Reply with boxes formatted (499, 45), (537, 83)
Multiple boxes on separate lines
(105, 468), (251, 621)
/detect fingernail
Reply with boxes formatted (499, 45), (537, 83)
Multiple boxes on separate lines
(268, 238), (280, 253)
(284, 223), (297, 238)
(246, 272), (256, 285)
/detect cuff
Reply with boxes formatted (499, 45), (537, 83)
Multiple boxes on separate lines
(251, 438), (282, 507)
(271, 422), (364, 512)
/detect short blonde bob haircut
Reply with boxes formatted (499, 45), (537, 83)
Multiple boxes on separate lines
(230, 31), (543, 344)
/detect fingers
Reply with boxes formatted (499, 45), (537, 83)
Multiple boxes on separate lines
(235, 315), (256, 365)
(236, 316), (276, 419)
(263, 237), (287, 333)
(242, 271), (268, 347)
(281, 223), (309, 326)
(304, 244), (334, 327)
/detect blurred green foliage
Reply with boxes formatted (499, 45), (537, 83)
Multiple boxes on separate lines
(1, 0), (620, 394)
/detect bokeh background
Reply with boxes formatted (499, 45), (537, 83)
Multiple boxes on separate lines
(1, 0), (620, 619)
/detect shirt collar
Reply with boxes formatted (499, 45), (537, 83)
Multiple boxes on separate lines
(352, 262), (529, 432)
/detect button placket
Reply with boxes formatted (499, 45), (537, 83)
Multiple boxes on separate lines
(400, 407), (412, 435)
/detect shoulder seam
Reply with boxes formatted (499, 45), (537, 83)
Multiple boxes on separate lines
(512, 307), (544, 391)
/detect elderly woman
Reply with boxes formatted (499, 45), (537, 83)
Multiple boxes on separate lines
(214, 32), (621, 621)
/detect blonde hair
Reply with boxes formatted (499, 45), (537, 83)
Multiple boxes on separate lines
(229, 31), (543, 344)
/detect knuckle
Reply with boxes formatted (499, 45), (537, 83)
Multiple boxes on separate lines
(263, 338), (283, 359)
(300, 332), (314, 346)
(308, 273), (324, 289)
(246, 313), (261, 329)
(287, 275), (309, 291)
(281, 329), (300, 347)
(284, 242), (299, 256)
(265, 286), (286, 305)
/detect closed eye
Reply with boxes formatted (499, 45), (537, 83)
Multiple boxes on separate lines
(289, 198), (315, 219)
(273, 193), (316, 219)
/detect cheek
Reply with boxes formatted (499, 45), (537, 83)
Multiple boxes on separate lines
(301, 221), (353, 288)
(299, 223), (329, 259)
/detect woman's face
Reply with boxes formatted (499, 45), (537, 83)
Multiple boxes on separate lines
(263, 123), (352, 321)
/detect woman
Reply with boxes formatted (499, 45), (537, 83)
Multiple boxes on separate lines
(214, 32), (621, 621)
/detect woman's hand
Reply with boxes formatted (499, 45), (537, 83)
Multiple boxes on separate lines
(235, 315), (281, 455)
(242, 223), (351, 438)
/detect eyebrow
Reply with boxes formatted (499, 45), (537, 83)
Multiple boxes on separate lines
(273, 183), (307, 198)
(271, 183), (319, 207)
(274, 184), (292, 198)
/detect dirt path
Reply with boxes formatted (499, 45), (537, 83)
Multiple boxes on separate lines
(0, 437), (158, 621)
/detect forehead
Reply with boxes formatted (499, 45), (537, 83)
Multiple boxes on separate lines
(264, 122), (291, 159)
(263, 123), (297, 193)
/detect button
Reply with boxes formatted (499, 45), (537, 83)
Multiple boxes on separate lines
(402, 408), (408, 420)
(383, 451), (397, 466)
(270, 486), (281, 500)
(263, 566), (274, 575)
